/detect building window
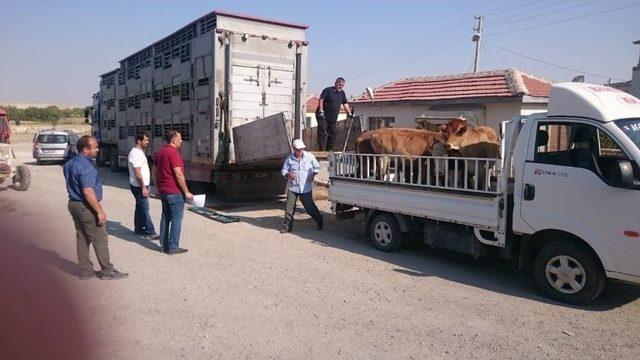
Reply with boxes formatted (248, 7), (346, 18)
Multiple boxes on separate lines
(118, 99), (126, 111)
(180, 43), (191, 63)
(181, 82), (191, 101)
(163, 86), (172, 104)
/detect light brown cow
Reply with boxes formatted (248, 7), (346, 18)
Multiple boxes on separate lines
(370, 128), (446, 156)
(439, 118), (500, 190)
(439, 117), (499, 158)
(354, 130), (375, 154)
(367, 128), (447, 182)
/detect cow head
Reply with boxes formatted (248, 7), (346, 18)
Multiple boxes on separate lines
(449, 118), (468, 137)
(439, 118), (469, 150)
(424, 132), (450, 156)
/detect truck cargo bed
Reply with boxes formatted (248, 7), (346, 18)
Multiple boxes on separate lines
(329, 152), (503, 230)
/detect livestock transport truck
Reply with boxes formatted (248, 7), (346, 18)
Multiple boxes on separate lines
(330, 82), (640, 304)
(91, 11), (308, 197)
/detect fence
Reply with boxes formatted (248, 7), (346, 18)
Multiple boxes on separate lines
(331, 152), (501, 195)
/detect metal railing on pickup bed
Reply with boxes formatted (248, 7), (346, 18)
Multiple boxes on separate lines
(330, 152), (501, 195)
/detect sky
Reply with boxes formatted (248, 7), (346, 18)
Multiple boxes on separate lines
(0, 0), (639, 108)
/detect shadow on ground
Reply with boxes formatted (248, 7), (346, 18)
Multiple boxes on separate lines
(230, 207), (640, 311)
(106, 220), (162, 252)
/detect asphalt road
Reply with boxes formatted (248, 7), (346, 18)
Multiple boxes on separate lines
(1, 135), (639, 359)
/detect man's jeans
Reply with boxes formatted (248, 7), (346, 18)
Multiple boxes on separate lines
(317, 117), (337, 151)
(159, 193), (185, 252)
(283, 190), (323, 231)
(130, 185), (156, 235)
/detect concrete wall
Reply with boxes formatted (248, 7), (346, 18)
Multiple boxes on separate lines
(305, 112), (347, 128)
(632, 66), (640, 98)
(354, 100), (549, 132)
(12, 124), (91, 134)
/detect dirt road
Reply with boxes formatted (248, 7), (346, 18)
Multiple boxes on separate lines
(2, 136), (639, 359)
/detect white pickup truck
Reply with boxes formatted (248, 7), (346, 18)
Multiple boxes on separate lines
(329, 82), (640, 304)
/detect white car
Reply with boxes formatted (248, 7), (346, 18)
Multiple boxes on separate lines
(32, 130), (79, 164)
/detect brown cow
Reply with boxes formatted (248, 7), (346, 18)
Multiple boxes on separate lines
(370, 128), (446, 156)
(439, 118), (499, 157)
(354, 130), (375, 154)
(439, 118), (500, 190)
(368, 128), (447, 182)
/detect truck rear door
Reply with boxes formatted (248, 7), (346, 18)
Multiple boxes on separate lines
(228, 34), (298, 163)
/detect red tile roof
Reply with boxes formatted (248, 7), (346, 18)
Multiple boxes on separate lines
(352, 69), (552, 103)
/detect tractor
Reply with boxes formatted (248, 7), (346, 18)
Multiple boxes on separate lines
(0, 108), (31, 191)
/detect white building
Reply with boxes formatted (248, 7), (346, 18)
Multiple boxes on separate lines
(608, 40), (640, 98)
(351, 68), (552, 132)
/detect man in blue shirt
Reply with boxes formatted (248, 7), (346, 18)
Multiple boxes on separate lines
(63, 135), (128, 280)
(280, 139), (324, 233)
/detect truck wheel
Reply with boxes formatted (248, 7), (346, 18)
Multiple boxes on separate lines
(369, 213), (403, 252)
(534, 241), (605, 305)
(96, 147), (106, 167)
(12, 165), (31, 191)
(109, 148), (120, 172)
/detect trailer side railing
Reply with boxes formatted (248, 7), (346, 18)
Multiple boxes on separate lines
(330, 152), (501, 195)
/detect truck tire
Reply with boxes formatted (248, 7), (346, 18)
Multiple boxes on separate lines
(109, 148), (120, 172)
(534, 241), (605, 305)
(369, 213), (403, 252)
(96, 147), (106, 167)
(12, 165), (31, 191)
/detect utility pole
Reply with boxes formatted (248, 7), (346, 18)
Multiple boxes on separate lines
(472, 16), (484, 73)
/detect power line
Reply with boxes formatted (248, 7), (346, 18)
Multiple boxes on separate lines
(312, 2), (554, 82)
(346, 38), (470, 82)
(486, 2), (640, 36)
(487, 0), (601, 27)
(489, 0), (576, 26)
(315, 33), (471, 84)
(486, 42), (626, 81)
(312, 27), (471, 82)
(311, 19), (472, 80)
(479, 0), (537, 17)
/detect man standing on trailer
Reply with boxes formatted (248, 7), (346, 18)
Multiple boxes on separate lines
(152, 131), (193, 255)
(280, 139), (324, 233)
(316, 77), (351, 151)
(128, 131), (158, 239)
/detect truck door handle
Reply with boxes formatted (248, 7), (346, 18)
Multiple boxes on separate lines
(524, 183), (535, 201)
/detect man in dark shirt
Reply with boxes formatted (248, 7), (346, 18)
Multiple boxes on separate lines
(316, 77), (351, 151)
(152, 131), (193, 255)
(63, 135), (128, 280)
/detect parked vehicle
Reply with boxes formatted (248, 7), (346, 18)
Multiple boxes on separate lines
(89, 10), (308, 197)
(329, 82), (640, 304)
(32, 129), (78, 164)
(0, 108), (31, 191)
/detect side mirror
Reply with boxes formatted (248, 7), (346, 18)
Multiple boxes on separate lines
(609, 160), (635, 188)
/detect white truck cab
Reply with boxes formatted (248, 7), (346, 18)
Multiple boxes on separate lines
(512, 83), (640, 299)
(329, 82), (640, 304)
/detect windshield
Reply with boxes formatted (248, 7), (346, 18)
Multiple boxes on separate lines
(37, 134), (68, 144)
(615, 118), (640, 151)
